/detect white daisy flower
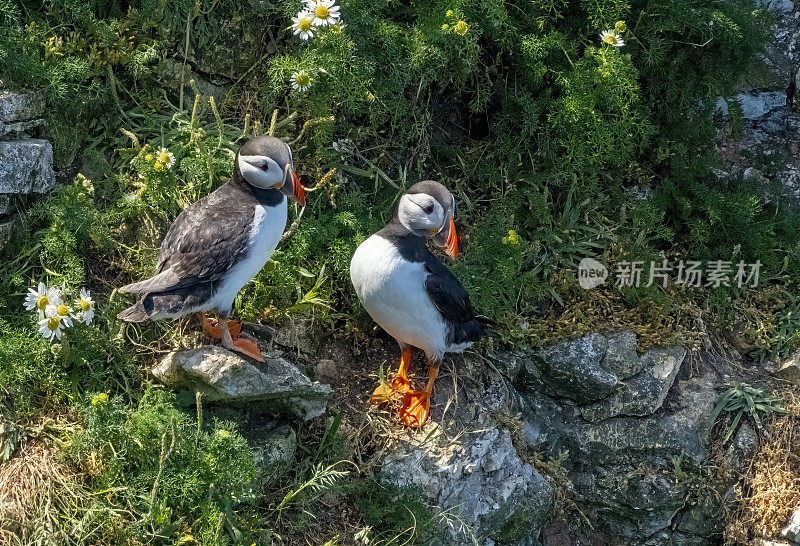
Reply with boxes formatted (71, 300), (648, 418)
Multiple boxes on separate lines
(156, 147), (176, 169)
(46, 302), (75, 328)
(24, 282), (63, 319)
(76, 288), (95, 325)
(600, 30), (625, 47)
(292, 11), (315, 40)
(307, 0), (340, 27)
(38, 312), (65, 341)
(291, 70), (312, 92)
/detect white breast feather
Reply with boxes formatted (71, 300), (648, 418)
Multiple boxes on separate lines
(350, 234), (452, 360)
(210, 198), (287, 311)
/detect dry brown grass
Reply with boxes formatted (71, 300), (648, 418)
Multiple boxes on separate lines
(0, 431), (92, 546)
(725, 389), (800, 543)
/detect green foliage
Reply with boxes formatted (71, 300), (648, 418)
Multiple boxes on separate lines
(348, 479), (439, 545)
(66, 386), (260, 543)
(708, 383), (786, 443)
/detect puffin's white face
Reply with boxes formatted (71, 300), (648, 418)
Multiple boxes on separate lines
(238, 154), (287, 189)
(398, 193), (446, 235)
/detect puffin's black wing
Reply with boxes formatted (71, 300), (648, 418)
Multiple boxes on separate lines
(121, 183), (255, 294)
(422, 252), (493, 345)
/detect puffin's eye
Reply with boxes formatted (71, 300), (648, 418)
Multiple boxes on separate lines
(260, 162), (269, 172)
(423, 204), (434, 214)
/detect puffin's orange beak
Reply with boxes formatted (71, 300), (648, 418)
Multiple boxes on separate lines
(290, 168), (306, 206)
(444, 217), (459, 258)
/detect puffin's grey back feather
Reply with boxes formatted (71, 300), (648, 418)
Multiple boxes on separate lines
(117, 181), (257, 322)
(119, 268), (183, 294)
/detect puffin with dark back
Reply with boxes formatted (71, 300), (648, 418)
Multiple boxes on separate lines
(118, 136), (307, 361)
(350, 180), (493, 427)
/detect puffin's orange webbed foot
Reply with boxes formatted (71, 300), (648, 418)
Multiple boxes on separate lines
(398, 365), (439, 428)
(399, 390), (431, 428)
(198, 313), (242, 339)
(229, 337), (265, 362)
(371, 347), (413, 404)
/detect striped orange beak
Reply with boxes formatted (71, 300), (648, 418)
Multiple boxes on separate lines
(290, 167), (306, 206)
(444, 217), (459, 258)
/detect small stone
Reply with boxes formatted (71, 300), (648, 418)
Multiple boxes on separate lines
(314, 359), (338, 381)
(153, 345), (331, 420)
(0, 140), (55, 195)
(273, 315), (320, 354)
(0, 90), (44, 122)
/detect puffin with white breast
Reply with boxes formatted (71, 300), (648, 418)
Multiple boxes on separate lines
(118, 136), (307, 361)
(350, 181), (493, 427)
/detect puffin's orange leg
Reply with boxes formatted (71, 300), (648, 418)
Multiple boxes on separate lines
(399, 365), (439, 428)
(198, 312), (263, 362)
(197, 313), (242, 338)
(372, 346), (413, 403)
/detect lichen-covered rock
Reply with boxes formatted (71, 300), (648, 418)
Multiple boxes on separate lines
(0, 118), (46, 139)
(0, 140), (55, 195)
(518, 355), (719, 544)
(579, 346), (686, 422)
(570, 463), (685, 539)
(532, 333), (618, 403)
(0, 90), (44, 123)
(603, 331), (645, 379)
(252, 422), (296, 479)
(152, 345), (331, 420)
(381, 425), (553, 545)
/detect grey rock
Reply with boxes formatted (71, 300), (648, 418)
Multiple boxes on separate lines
(736, 91), (787, 121)
(0, 118), (45, 139)
(603, 331), (644, 379)
(533, 333), (618, 403)
(518, 371), (718, 544)
(675, 497), (724, 539)
(253, 422), (296, 479)
(722, 422), (759, 475)
(273, 315), (320, 354)
(0, 90), (44, 122)
(761, 0), (795, 14)
(381, 425), (553, 545)
(0, 195), (11, 216)
(153, 345), (331, 420)
(777, 350), (800, 384)
(0, 140), (55, 195)
(571, 463), (684, 538)
(783, 508), (800, 543)
(579, 346), (686, 422)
